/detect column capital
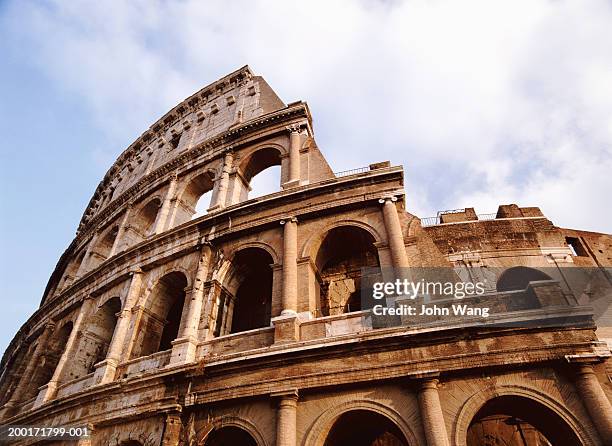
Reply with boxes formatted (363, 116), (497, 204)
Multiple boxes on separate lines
(129, 268), (144, 277)
(280, 217), (298, 225)
(285, 124), (301, 133)
(378, 195), (398, 204)
(272, 388), (299, 401)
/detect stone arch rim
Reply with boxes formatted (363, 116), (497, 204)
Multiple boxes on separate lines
(226, 241), (280, 265)
(303, 399), (418, 446)
(453, 383), (597, 446)
(175, 166), (219, 201)
(300, 219), (385, 260)
(198, 415), (268, 446)
(140, 266), (193, 308)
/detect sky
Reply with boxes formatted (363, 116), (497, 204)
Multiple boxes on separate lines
(1, 0), (612, 354)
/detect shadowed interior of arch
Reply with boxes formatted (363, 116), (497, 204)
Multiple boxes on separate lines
(69, 296), (122, 378)
(23, 322), (73, 401)
(131, 271), (188, 358)
(324, 409), (409, 446)
(174, 171), (215, 226)
(466, 395), (582, 446)
(204, 426), (257, 446)
(315, 226), (380, 316)
(213, 247), (274, 336)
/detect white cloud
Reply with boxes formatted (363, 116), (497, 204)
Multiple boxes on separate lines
(4, 0), (612, 232)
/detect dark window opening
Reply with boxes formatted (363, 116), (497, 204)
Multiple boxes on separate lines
(566, 236), (588, 257)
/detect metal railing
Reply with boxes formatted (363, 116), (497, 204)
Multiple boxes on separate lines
(334, 166), (370, 177)
(421, 213), (498, 227)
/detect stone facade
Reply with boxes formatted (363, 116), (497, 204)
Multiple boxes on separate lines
(1, 66), (611, 446)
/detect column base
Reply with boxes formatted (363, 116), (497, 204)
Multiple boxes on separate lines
(34, 381), (58, 407)
(282, 179), (301, 189)
(272, 314), (302, 344)
(0, 401), (17, 420)
(169, 336), (198, 365)
(93, 358), (119, 385)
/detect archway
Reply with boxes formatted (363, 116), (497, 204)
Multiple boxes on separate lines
(133, 197), (161, 238)
(59, 249), (86, 289)
(88, 224), (120, 269)
(315, 226), (380, 316)
(466, 395), (582, 446)
(203, 426), (257, 446)
(239, 147), (282, 201)
(132, 271), (188, 358)
(71, 297), (122, 378)
(25, 321), (73, 400)
(214, 247), (274, 336)
(497, 267), (552, 292)
(174, 171), (215, 225)
(324, 410), (409, 446)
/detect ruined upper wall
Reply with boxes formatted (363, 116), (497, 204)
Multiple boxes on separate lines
(78, 66), (285, 232)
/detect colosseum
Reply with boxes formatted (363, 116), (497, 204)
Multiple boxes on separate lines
(1, 66), (611, 446)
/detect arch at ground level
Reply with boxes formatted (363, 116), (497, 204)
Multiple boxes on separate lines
(202, 426), (258, 446)
(465, 395), (584, 446)
(323, 409), (410, 446)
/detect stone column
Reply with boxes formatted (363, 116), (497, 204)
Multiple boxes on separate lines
(273, 390), (299, 446)
(272, 218), (301, 343)
(209, 151), (233, 211)
(281, 217), (298, 315)
(94, 269), (143, 384)
(109, 203), (133, 257)
(170, 245), (212, 364)
(0, 322), (55, 419)
(573, 363), (612, 441)
(379, 196), (409, 269)
(154, 175), (178, 234)
(284, 125), (301, 188)
(220, 296), (236, 336)
(417, 377), (449, 446)
(161, 411), (183, 446)
(36, 296), (96, 405)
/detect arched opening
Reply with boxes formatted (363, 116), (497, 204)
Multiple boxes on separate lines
(71, 297), (122, 378)
(174, 171), (215, 226)
(249, 165), (281, 199)
(239, 147), (282, 201)
(466, 395), (582, 446)
(204, 426), (257, 446)
(315, 226), (380, 316)
(59, 249), (86, 289)
(214, 248), (274, 336)
(25, 321), (73, 400)
(132, 271), (188, 358)
(497, 267), (553, 292)
(0, 341), (36, 406)
(88, 225), (119, 269)
(133, 197), (161, 238)
(324, 410), (409, 446)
